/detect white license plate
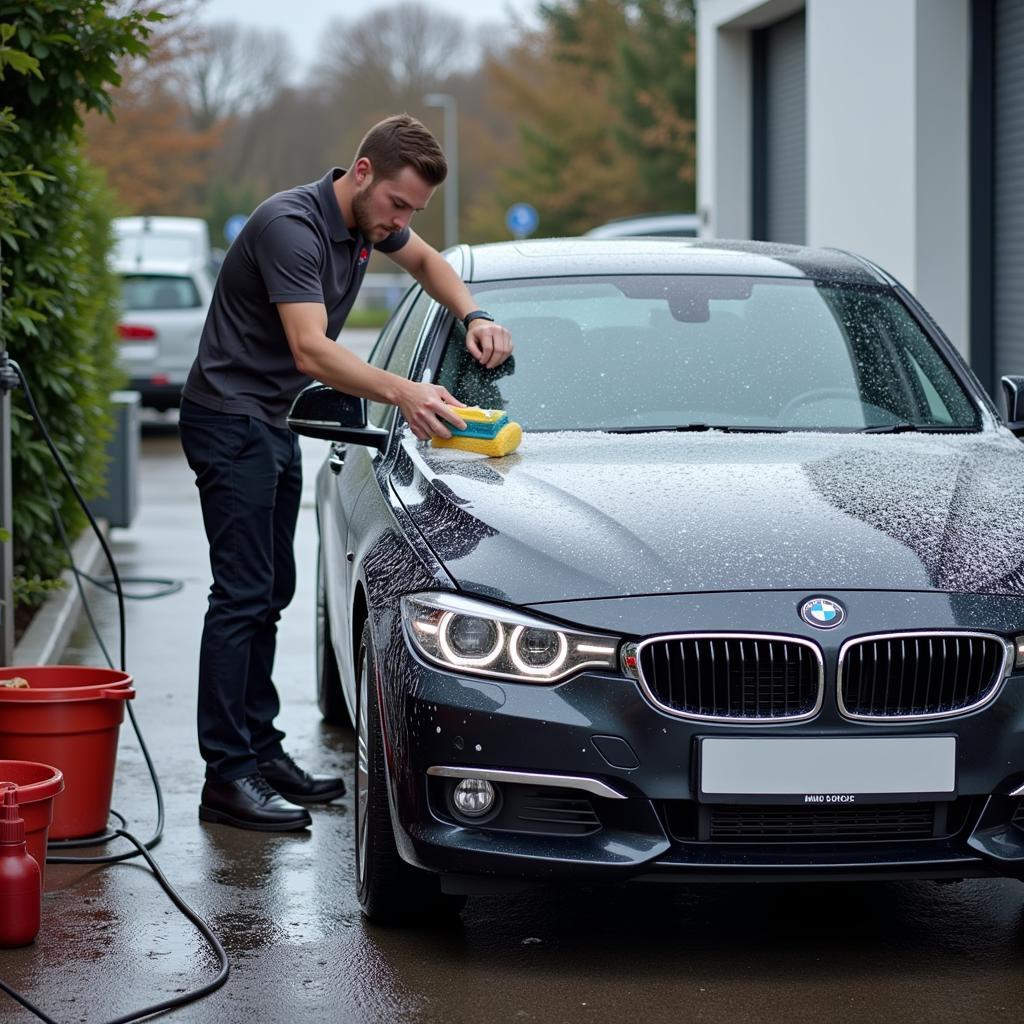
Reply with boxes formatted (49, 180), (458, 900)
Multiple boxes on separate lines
(698, 736), (956, 804)
(118, 344), (157, 362)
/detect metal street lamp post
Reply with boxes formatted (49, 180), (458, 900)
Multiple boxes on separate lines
(423, 93), (459, 250)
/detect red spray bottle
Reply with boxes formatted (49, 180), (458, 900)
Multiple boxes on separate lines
(0, 784), (41, 947)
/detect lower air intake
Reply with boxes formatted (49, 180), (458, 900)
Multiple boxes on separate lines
(708, 804), (936, 843)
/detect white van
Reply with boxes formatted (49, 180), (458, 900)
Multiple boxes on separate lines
(113, 216), (212, 265)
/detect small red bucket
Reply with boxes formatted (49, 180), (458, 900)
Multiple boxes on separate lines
(0, 666), (134, 839)
(0, 760), (64, 888)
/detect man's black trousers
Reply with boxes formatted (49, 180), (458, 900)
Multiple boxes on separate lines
(179, 398), (301, 782)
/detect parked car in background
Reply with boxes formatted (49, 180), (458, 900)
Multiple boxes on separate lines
(115, 256), (213, 410)
(290, 237), (1024, 924)
(583, 212), (701, 238)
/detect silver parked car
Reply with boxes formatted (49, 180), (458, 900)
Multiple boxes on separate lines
(115, 256), (213, 410)
(583, 212), (701, 239)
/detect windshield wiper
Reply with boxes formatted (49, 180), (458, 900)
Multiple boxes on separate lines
(606, 424), (789, 434)
(606, 424), (715, 434)
(862, 423), (922, 433)
(860, 423), (975, 434)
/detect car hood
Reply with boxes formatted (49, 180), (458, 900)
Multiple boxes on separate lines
(389, 429), (1024, 605)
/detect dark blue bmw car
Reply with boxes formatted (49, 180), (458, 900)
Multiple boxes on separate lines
(288, 239), (1024, 923)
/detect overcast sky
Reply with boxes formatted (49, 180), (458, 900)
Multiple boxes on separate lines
(197, 0), (542, 81)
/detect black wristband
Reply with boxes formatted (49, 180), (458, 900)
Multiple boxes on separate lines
(462, 310), (495, 329)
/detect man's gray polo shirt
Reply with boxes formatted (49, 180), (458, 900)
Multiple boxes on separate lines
(183, 167), (410, 427)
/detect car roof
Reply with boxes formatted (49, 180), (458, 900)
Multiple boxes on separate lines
(456, 238), (887, 287)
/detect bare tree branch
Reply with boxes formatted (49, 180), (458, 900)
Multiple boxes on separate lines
(314, 2), (468, 107)
(184, 21), (295, 130)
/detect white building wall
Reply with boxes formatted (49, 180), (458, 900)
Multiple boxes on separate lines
(697, 0), (972, 355)
(914, 0), (971, 353)
(806, 2), (917, 282)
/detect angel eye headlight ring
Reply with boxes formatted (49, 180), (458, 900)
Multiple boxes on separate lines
(508, 625), (568, 676)
(438, 612), (504, 667)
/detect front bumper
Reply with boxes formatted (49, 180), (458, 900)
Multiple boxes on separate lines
(378, 590), (1024, 889)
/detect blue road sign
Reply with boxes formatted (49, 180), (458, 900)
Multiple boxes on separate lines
(224, 213), (248, 244)
(505, 202), (539, 239)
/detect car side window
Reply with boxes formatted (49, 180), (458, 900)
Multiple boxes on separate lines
(366, 286), (418, 370)
(367, 290), (436, 429)
(905, 351), (955, 424)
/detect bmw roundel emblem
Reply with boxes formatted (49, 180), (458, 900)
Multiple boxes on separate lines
(800, 597), (845, 629)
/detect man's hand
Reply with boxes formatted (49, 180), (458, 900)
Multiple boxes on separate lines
(466, 320), (513, 370)
(398, 380), (467, 441)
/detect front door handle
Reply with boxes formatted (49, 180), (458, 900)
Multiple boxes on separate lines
(328, 443), (346, 474)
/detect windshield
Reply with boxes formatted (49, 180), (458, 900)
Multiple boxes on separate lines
(434, 276), (980, 432)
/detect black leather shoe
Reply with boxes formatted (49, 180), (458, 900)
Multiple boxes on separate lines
(199, 774), (312, 832)
(257, 752), (346, 804)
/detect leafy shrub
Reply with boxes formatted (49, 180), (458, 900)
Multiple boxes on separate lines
(0, 2), (155, 604)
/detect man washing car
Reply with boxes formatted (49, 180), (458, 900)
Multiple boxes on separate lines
(179, 114), (512, 832)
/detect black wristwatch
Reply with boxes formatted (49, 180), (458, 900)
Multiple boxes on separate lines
(462, 310), (495, 329)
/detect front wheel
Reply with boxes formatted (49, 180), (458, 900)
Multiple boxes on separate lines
(355, 621), (465, 924)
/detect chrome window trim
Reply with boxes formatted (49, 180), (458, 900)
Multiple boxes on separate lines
(836, 630), (1014, 723)
(426, 766), (627, 800)
(629, 632), (825, 724)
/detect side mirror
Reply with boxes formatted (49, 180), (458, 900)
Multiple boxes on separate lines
(287, 382), (389, 449)
(1001, 376), (1024, 437)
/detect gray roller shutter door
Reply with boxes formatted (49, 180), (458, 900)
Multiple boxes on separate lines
(995, 0), (1024, 380)
(756, 11), (807, 245)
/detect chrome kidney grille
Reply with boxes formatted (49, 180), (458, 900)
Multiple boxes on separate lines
(635, 634), (823, 722)
(838, 632), (1011, 720)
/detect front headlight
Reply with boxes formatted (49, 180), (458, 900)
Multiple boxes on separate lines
(401, 592), (621, 684)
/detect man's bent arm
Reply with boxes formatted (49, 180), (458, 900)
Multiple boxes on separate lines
(388, 233), (513, 369)
(387, 231), (475, 317)
(276, 301), (465, 440)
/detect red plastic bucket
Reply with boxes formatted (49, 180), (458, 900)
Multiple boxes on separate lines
(0, 760), (64, 888)
(0, 666), (134, 839)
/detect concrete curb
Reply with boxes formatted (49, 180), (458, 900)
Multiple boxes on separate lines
(12, 521), (109, 665)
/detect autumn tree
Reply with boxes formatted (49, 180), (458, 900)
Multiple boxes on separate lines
(83, 1), (220, 215)
(471, 1), (643, 239)
(470, 0), (697, 239)
(614, 0), (696, 212)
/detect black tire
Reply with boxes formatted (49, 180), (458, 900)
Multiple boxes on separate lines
(316, 541), (350, 726)
(355, 621), (466, 925)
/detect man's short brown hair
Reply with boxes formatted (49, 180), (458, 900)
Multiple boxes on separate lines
(355, 114), (447, 186)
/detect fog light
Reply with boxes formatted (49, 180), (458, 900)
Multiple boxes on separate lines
(1015, 635), (1024, 670)
(452, 778), (496, 818)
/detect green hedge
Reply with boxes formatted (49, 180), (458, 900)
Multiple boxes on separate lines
(0, 2), (154, 605)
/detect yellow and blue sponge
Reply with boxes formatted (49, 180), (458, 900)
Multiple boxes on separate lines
(431, 407), (523, 457)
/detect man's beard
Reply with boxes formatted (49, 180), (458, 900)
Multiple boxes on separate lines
(352, 188), (389, 241)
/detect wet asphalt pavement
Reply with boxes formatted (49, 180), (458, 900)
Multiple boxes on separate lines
(4, 330), (1024, 1022)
